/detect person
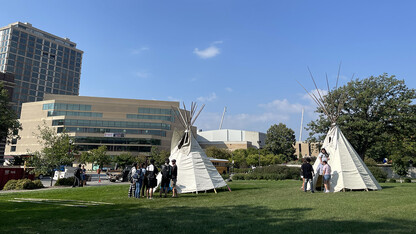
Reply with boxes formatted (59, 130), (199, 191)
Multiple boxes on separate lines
(322, 160), (331, 193)
(81, 165), (87, 186)
(128, 163), (137, 197)
(317, 148), (329, 175)
(300, 158), (306, 190)
(73, 164), (82, 187)
(146, 159), (158, 199)
(141, 161), (149, 197)
(301, 157), (315, 193)
(134, 163), (146, 198)
(160, 159), (172, 198)
(171, 159), (178, 198)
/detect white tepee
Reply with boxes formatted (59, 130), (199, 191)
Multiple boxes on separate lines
(299, 70), (382, 192)
(169, 103), (228, 194)
(312, 124), (382, 192)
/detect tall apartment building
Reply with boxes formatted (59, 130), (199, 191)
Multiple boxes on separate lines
(0, 22), (83, 163)
(0, 22), (83, 114)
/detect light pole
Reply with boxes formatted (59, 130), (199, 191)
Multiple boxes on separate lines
(257, 141), (261, 167)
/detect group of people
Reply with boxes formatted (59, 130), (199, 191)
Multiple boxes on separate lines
(128, 158), (178, 199)
(301, 148), (332, 193)
(73, 164), (87, 187)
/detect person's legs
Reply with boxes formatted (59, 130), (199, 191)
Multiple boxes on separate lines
(135, 182), (140, 198)
(150, 187), (153, 199)
(327, 175), (331, 191)
(304, 178), (308, 192)
(301, 177), (305, 190)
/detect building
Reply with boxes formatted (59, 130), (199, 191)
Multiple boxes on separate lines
(0, 22), (83, 115)
(5, 95), (187, 159)
(197, 129), (266, 151)
(294, 141), (320, 158)
(0, 72), (15, 162)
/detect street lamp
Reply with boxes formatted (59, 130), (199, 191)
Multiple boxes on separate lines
(257, 140), (261, 167)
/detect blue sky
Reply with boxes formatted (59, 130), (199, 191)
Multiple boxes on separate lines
(2, 0), (416, 140)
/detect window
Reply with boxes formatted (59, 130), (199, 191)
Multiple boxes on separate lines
(11, 146), (16, 152)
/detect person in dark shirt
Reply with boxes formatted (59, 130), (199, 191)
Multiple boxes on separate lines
(301, 158), (314, 193)
(73, 164), (82, 187)
(171, 159), (178, 198)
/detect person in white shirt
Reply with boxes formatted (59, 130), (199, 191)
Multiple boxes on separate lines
(128, 163), (137, 197)
(146, 159), (158, 199)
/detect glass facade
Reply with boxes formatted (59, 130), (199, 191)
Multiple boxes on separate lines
(138, 108), (173, 115)
(43, 103), (91, 111)
(52, 119), (171, 130)
(0, 23), (83, 114)
(76, 145), (152, 152)
(48, 111), (103, 118)
(59, 127), (166, 137)
(126, 114), (173, 122)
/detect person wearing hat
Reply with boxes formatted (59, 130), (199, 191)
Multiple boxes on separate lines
(160, 158), (172, 198)
(171, 159), (178, 197)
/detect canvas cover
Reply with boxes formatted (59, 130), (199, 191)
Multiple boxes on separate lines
(169, 130), (227, 193)
(312, 125), (382, 192)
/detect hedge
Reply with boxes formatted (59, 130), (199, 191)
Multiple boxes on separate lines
(54, 177), (75, 186)
(368, 166), (388, 183)
(233, 165), (300, 181)
(3, 179), (44, 190)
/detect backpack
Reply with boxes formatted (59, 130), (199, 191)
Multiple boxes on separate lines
(146, 165), (157, 180)
(161, 164), (172, 179)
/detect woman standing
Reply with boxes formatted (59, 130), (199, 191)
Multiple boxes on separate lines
(322, 160), (331, 193)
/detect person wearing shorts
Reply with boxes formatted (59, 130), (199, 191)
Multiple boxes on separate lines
(322, 160), (331, 193)
(146, 159), (158, 199)
(171, 159), (178, 197)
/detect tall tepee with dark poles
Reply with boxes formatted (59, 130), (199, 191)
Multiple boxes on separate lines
(298, 67), (381, 192)
(169, 102), (228, 194)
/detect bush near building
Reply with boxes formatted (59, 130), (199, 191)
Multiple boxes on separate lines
(3, 179), (44, 190)
(233, 165), (300, 181)
(54, 177), (75, 186)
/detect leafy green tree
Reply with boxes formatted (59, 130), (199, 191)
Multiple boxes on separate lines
(0, 82), (21, 144)
(150, 146), (170, 166)
(307, 74), (416, 161)
(80, 146), (110, 169)
(28, 125), (75, 185)
(246, 154), (259, 166)
(392, 157), (408, 183)
(205, 146), (232, 160)
(231, 149), (248, 168)
(113, 152), (136, 169)
(265, 123), (296, 157)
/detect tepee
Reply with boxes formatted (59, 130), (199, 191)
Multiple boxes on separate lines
(299, 69), (382, 192)
(169, 102), (228, 194)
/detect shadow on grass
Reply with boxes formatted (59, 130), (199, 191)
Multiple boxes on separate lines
(380, 185), (395, 189)
(1, 201), (415, 233)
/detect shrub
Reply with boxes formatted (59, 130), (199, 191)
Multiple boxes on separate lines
(233, 168), (252, 173)
(221, 174), (230, 180)
(388, 178), (396, 183)
(404, 178), (412, 183)
(2, 179), (44, 190)
(55, 177), (75, 186)
(368, 166), (387, 183)
(3, 179), (18, 190)
(364, 157), (378, 166)
(232, 165), (300, 181)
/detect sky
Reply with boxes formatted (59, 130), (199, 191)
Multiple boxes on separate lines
(2, 0), (416, 140)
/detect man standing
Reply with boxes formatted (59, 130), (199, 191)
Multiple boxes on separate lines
(160, 158), (172, 198)
(171, 159), (178, 198)
(301, 158), (314, 193)
(73, 164), (82, 187)
(128, 163), (137, 197)
(146, 159), (158, 199)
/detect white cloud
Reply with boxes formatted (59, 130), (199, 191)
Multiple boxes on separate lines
(301, 89), (328, 104)
(225, 87), (233, 92)
(131, 47), (149, 55)
(167, 96), (181, 102)
(134, 71), (150, 78)
(193, 41), (222, 59)
(196, 92), (217, 102)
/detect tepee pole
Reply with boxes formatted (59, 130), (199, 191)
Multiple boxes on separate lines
(219, 106), (227, 130)
(299, 108), (304, 142)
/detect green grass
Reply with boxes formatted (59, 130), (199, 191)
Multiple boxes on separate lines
(0, 181), (415, 233)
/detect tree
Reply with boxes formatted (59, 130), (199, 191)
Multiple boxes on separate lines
(392, 157), (408, 183)
(150, 146), (170, 166)
(80, 146), (111, 169)
(231, 149), (248, 168)
(265, 123), (296, 157)
(205, 146), (232, 160)
(307, 74), (416, 161)
(113, 152), (136, 169)
(0, 82), (21, 143)
(28, 125), (75, 185)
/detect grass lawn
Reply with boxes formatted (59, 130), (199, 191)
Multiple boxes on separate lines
(0, 180), (415, 233)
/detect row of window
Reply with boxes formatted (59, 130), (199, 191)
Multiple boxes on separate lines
(126, 114), (173, 122)
(12, 27), (77, 48)
(52, 119), (171, 130)
(73, 137), (161, 145)
(43, 103), (92, 111)
(138, 108), (174, 115)
(75, 145), (151, 153)
(48, 111), (103, 118)
(59, 127), (166, 137)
